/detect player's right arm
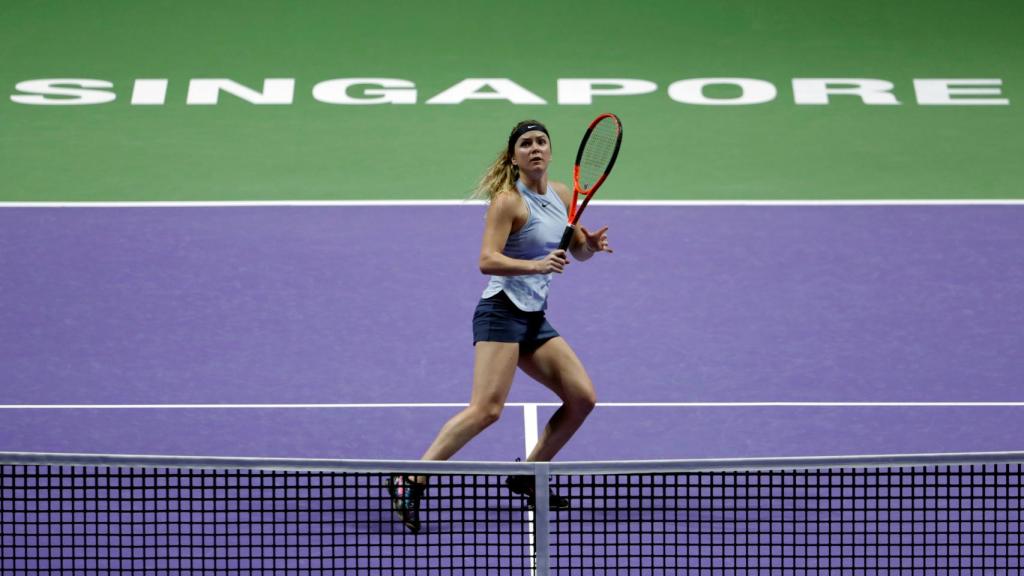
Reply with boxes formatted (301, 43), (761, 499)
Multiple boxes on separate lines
(479, 192), (569, 275)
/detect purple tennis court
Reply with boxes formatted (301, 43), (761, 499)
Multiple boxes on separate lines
(2, 204), (1022, 460)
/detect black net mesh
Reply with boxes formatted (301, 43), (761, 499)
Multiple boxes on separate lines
(550, 463), (1023, 575)
(1, 464), (532, 575)
(2, 455), (1022, 575)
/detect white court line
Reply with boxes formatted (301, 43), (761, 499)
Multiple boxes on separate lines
(523, 404), (539, 458)
(2, 402), (1024, 409)
(520, 403), (540, 576)
(2, 199), (1024, 208)
(0, 200), (483, 208)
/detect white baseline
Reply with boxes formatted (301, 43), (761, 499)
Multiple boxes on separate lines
(1, 402), (1023, 409)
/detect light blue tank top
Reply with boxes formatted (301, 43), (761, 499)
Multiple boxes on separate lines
(481, 180), (568, 311)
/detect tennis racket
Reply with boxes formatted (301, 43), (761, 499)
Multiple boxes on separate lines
(557, 113), (623, 251)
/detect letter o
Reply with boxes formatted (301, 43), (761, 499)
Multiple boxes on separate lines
(668, 78), (777, 105)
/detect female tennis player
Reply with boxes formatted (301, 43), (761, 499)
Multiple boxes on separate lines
(387, 120), (613, 532)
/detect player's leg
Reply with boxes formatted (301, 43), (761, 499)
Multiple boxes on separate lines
(517, 336), (597, 462)
(420, 341), (520, 461)
(389, 341), (519, 532)
(504, 336), (595, 509)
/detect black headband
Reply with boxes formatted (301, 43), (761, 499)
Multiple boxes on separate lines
(507, 122), (549, 157)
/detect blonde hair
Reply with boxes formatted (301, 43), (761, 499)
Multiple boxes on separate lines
(473, 147), (518, 201)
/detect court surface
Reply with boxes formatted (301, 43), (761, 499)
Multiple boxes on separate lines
(2, 203), (1022, 462)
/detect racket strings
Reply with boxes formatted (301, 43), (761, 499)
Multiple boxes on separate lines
(578, 119), (620, 191)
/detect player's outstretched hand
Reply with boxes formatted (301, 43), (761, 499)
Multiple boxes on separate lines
(581, 226), (613, 254)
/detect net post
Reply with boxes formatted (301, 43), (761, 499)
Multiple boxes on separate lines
(533, 462), (551, 576)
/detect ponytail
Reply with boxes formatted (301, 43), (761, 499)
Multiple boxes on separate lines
(473, 147), (518, 201)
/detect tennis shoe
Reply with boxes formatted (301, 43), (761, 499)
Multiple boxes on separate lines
(505, 473), (570, 511)
(385, 475), (426, 533)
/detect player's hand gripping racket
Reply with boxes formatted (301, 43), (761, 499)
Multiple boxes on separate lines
(557, 113), (623, 251)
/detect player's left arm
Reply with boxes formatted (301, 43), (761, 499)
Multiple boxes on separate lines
(552, 181), (613, 261)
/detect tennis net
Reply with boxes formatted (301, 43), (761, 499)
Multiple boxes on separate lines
(1, 451), (1021, 575)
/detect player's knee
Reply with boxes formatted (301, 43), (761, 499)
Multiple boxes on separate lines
(470, 403), (503, 429)
(580, 391), (597, 415)
(569, 386), (597, 416)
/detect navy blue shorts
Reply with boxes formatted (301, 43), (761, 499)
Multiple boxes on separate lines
(472, 291), (559, 352)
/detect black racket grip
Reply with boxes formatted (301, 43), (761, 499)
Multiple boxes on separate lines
(557, 225), (576, 251)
